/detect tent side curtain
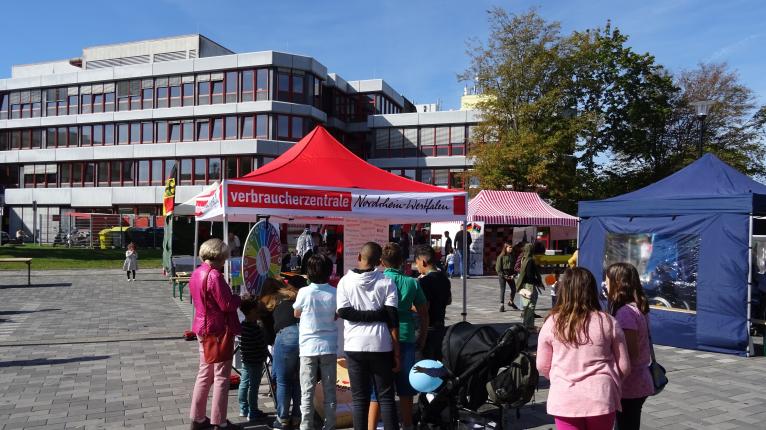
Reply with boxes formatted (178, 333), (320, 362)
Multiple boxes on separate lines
(578, 213), (750, 356)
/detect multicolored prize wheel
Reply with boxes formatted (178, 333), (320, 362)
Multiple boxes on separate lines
(242, 220), (282, 296)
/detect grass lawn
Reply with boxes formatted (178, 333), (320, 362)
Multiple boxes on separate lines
(0, 244), (163, 270)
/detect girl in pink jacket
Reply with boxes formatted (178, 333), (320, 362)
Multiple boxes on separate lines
(536, 267), (631, 430)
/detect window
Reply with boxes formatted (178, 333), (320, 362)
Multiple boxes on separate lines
(59, 163), (71, 187)
(83, 162), (95, 185)
(291, 116), (304, 140)
(0, 93), (7, 119)
(151, 159), (163, 185)
(277, 115), (289, 139)
(138, 160), (150, 185)
(197, 119), (210, 141)
(389, 128), (404, 157)
(81, 126), (92, 147)
(449, 169), (465, 189)
(225, 116), (237, 139)
(110, 160), (121, 185)
(182, 120), (194, 142)
(141, 122), (153, 143)
(225, 157), (237, 179)
(420, 127), (435, 156)
(97, 161), (109, 186)
(103, 90), (114, 113)
(20, 130), (30, 149)
(240, 156), (254, 176)
(312, 75), (322, 108)
(81, 94), (92, 114)
(256, 115), (269, 138)
(123, 161), (135, 185)
(435, 127), (450, 156)
(292, 72), (304, 103)
(169, 76), (181, 107)
(241, 70), (254, 101)
(194, 158), (206, 184)
(68, 126), (79, 147)
(130, 123), (140, 144)
(45, 128), (56, 148)
(169, 122), (180, 142)
(143, 88), (154, 109)
(403, 128), (417, 157)
(104, 124), (114, 145)
(57, 127), (67, 148)
(30, 130), (42, 149)
(197, 79), (210, 105)
(156, 121), (168, 143)
(225, 71), (238, 103)
(180, 159), (192, 185)
(241, 116), (254, 138)
(92, 93), (103, 113)
(93, 125), (103, 145)
(421, 169), (433, 185)
(434, 169), (449, 187)
(118, 123), (129, 144)
(208, 157), (221, 183)
(164, 160), (177, 182)
(211, 118), (223, 140)
(156, 78), (170, 108)
(277, 71), (290, 101)
(183, 81), (195, 106)
(71, 162), (83, 187)
(450, 126), (465, 155)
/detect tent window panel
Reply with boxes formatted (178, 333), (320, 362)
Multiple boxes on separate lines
(603, 233), (700, 312)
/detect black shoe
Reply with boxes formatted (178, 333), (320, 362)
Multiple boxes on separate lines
(499, 305), (505, 312)
(213, 420), (241, 430)
(190, 417), (211, 430)
(508, 301), (519, 310)
(534, 313), (543, 318)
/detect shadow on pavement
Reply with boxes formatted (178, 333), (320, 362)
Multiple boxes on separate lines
(0, 355), (110, 368)
(0, 308), (61, 316)
(0, 283), (71, 289)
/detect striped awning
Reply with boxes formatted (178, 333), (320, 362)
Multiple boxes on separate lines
(468, 190), (578, 227)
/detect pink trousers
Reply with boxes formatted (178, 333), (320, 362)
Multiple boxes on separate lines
(554, 413), (616, 430)
(189, 341), (233, 425)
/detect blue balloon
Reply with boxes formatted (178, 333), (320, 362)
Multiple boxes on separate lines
(409, 359), (445, 393)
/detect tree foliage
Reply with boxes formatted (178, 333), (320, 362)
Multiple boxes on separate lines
(465, 8), (766, 211)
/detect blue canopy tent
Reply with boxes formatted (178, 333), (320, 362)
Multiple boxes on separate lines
(579, 154), (766, 356)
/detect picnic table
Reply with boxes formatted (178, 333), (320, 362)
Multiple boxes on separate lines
(170, 271), (191, 301)
(0, 258), (32, 285)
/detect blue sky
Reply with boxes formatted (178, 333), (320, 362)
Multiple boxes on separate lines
(1, 0), (764, 110)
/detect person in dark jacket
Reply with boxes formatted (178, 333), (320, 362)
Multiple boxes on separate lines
(238, 294), (268, 421)
(515, 243), (545, 329)
(496, 242), (519, 312)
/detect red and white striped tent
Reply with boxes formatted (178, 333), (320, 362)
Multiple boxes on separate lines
(468, 190), (577, 227)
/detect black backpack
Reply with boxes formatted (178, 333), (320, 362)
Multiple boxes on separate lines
(486, 350), (538, 408)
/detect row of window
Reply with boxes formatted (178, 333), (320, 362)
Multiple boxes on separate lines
(372, 125), (476, 158)
(17, 156), (275, 189)
(328, 87), (402, 123)
(387, 167), (469, 189)
(0, 68), (323, 120)
(0, 114), (313, 150)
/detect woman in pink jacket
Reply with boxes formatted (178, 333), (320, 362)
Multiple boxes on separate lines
(189, 238), (242, 430)
(536, 267), (631, 430)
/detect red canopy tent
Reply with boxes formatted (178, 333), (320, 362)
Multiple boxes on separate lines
(197, 126), (467, 223)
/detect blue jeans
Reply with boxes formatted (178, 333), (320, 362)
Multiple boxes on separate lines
(371, 341), (418, 399)
(272, 324), (301, 422)
(238, 361), (264, 418)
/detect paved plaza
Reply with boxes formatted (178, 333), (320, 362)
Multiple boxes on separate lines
(0, 269), (765, 429)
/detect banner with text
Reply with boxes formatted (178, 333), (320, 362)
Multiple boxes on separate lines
(343, 218), (389, 274)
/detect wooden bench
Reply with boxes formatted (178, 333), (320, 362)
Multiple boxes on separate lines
(170, 272), (191, 301)
(0, 258), (32, 285)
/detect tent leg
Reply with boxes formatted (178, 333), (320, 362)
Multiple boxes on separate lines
(462, 219), (468, 322)
(193, 220), (199, 270)
(747, 215), (754, 357)
(223, 215), (230, 283)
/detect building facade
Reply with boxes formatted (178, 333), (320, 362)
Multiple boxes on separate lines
(0, 35), (476, 239)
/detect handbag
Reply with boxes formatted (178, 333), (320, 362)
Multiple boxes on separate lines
(647, 319), (668, 396)
(199, 269), (235, 364)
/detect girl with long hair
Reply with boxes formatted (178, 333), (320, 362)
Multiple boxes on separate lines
(536, 267), (631, 430)
(606, 263), (654, 430)
(259, 278), (301, 429)
(515, 243), (543, 329)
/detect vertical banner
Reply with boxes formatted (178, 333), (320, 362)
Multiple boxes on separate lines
(343, 219), (388, 274)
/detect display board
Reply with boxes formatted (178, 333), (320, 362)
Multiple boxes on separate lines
(430, 222), (484, 276)
(242, 220), (282, 296)
(343, 219), (388, 274)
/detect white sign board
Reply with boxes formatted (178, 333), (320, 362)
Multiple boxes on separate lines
(431, 221), (485, 276)
(343, 219), (389, 274)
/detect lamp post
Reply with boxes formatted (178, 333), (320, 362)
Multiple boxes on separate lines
(691, 100), (714, 158)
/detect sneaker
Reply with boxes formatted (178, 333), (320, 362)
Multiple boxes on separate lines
(534, 313), (543, 319)
(508, 302), (519, 310)
(238, 411), (247, 418)
(499, 305), (505, 312)
(212, 420), (242, 430)
(272, 419), (290, 429)
(189, 417), (211, 430)
(248, 409), (266, 421)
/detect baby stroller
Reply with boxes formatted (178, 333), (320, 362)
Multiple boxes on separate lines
(414, 322), (537, 429)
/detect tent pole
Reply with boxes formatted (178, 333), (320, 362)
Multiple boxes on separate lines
(222, 181), (230, 284)
(193, 219), (199, 270)
(747, 215), (754, 357)
(462, 218), (468, 322)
